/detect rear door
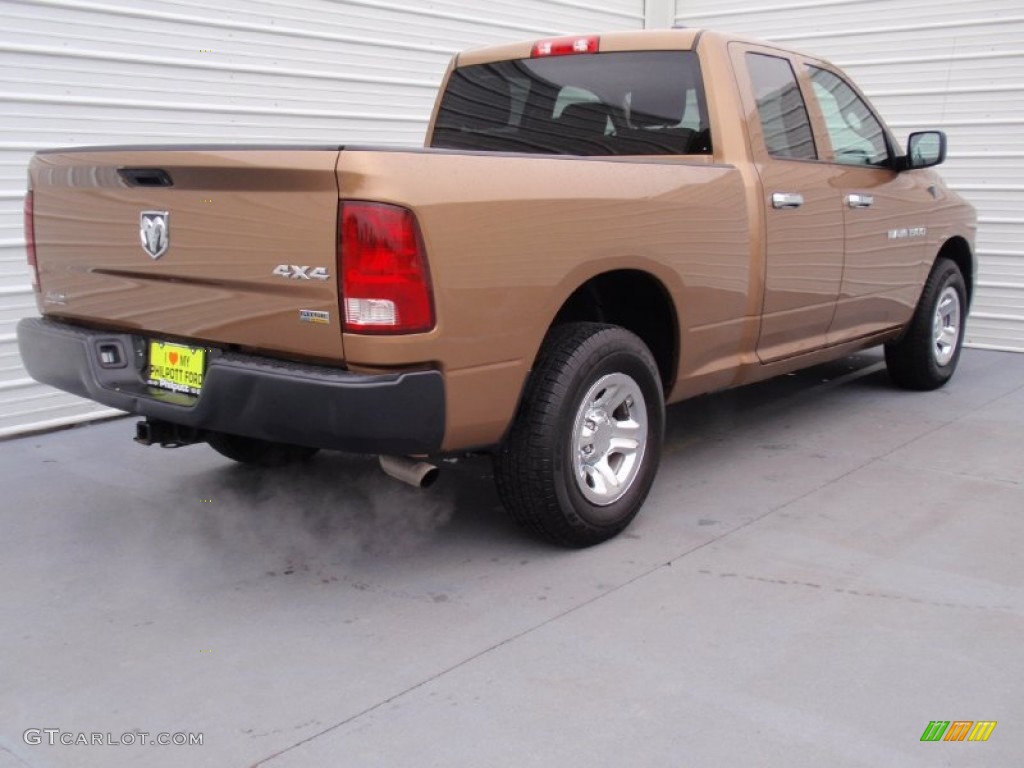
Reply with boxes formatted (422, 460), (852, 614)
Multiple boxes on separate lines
(731, 45), (846, 363)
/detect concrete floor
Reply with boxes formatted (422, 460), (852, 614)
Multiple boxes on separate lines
(0, 348), (1021, 768)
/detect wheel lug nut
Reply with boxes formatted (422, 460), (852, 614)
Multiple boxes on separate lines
(585, 419), (596, 431)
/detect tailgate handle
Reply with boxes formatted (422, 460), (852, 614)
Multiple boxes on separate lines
(118, 168), (174, 187)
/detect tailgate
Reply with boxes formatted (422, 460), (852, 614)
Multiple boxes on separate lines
(29, 146), (343, 362)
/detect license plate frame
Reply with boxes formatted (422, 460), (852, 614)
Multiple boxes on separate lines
(147, 341), (206, 396)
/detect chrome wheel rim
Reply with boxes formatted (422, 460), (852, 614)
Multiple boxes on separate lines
(932, 286), (961, 366)
(571, 372), (648, 506)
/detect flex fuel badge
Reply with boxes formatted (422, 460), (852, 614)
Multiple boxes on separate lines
(299, 310), (331, 325)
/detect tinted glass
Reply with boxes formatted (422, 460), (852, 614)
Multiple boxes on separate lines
(746, 53), (816, 160)
(431, 51), (712, 156)
(808, 66), (889, 166)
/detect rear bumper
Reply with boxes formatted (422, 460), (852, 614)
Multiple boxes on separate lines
(17, 317), (445, 454)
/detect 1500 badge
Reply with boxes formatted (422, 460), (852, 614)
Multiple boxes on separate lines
(888, 227), (927, 240)
(273, 264), (330, 280)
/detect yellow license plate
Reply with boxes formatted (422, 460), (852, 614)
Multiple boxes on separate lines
(147, 341), (206, 395)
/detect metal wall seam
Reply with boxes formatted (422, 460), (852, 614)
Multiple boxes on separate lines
(0, 42), (441, 87)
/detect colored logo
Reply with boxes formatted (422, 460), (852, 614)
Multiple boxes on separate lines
(921, 721), (996, 742)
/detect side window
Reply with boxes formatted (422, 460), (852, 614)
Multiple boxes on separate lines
(746, 53), (816, 160)
(807, 66), (889, 166)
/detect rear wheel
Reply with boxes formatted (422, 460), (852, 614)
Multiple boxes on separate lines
(494, 322), (664, 548)
(885, 257), (967, 390)
(206, 432), (319, 467)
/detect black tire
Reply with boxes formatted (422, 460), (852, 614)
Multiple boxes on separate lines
(206, 432), (319, 467)
(885, 257), (967, 391)
(494, 322), (665, 548)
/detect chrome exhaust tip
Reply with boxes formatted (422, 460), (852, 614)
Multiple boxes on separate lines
(378, 455), (440, 489)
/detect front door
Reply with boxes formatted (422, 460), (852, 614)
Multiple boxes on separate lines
(802, 64), (929, 342)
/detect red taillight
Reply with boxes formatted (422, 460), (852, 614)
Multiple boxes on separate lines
(531, 35), (599, 58)
(24, 191), (39, 292)
(338, 202), (435, 334)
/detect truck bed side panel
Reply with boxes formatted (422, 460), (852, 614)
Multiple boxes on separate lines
(335, 150), (752, 449)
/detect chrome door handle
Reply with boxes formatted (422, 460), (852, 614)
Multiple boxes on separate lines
(772, 192), (804, 209)
(846, 193), (874, 208)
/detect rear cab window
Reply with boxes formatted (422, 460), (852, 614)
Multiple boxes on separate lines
(431, 51), (712, 156)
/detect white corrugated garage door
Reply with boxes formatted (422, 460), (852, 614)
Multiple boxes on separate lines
(0, 0), (645, 437)
(674, 0), (1024, 352)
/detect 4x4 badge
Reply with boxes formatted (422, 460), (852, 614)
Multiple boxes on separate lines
(139, 211), (169, 259)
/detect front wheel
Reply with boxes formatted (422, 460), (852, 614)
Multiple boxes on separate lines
(885, 257), (967, 390)
(494, 322), (665, 548)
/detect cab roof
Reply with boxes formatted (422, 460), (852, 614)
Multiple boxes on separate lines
(455, 28), (706, 68)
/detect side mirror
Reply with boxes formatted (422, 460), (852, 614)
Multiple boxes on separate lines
(902, 130), (947, 170)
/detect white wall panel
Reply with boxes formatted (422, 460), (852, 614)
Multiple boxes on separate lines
(0, 0), (643, 436)
(676, 0), (1024, 351)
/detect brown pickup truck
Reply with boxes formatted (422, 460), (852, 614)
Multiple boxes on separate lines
(18, 29), (976, 547)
